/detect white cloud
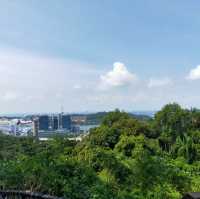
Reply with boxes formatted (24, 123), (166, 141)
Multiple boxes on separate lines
(73, 84), (82, 89)
(2, 48), (200, 112)
(99, 62), (137, 90)
(2, 91), (19, 101)
(0, 47), (99, 113)
(148, 77), (172, 88)
(187, 65), (200, 80)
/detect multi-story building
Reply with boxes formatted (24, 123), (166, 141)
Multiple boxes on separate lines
(62, 115), (71, 130)
(53, 116), (59, 130)
(36, 114), (71, 133)
(71, 125), (80, 133)
(38, 115), (49, 131)
(33, 119), (39, 138)
(58, 113), (63, 129)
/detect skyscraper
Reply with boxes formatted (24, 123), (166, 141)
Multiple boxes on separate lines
(62, 115), (71, 130)
(38, 115), (49, 131)
(53, 116), (59, 130)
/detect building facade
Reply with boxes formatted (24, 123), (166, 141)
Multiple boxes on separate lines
(38, 115), (49, 131)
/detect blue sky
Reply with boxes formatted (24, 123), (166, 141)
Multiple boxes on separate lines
(0, 0), (200, 113)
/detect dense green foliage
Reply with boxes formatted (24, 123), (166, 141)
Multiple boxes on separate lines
(1, 103), (200, 198)
(72, 111), (151, 125)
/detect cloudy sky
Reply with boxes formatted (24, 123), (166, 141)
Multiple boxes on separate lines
(0, 1), (200, 113)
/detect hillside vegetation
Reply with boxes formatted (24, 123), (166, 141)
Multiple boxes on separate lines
(1, 103), (200, 199)
(81, 112), (151, 125)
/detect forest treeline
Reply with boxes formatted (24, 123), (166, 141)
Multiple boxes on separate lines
(72, 112), (150, 125)
(1, 103), (200, 199)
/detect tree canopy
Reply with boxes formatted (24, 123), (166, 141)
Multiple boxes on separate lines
(1, 103), (200, 198)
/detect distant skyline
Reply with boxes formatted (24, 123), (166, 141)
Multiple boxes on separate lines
(1, 1), (200, 113)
